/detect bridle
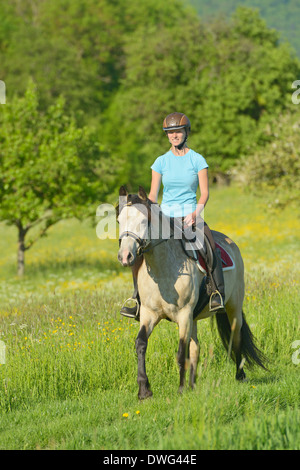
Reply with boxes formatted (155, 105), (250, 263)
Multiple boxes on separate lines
(118, 230), (147, 256)
(118, 201), (169, 256)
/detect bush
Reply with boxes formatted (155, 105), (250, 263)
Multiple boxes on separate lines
(233, 112), (300, 208)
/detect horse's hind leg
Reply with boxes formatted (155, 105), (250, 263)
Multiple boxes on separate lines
(189, 321), (200, 389)
(232, 326), (246, 381)
(226, 305), (246, 381)
(177, 309), (193, 393)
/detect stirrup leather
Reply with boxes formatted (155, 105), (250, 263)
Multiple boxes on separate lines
(120, 297), (140, 318)
(209, 290), (225, 312)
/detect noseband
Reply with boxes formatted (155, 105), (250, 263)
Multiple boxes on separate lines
(118, 230), (146, 256)
(118, 201), (168, 256)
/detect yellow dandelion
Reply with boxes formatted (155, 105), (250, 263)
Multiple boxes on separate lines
(122, 413), (129, 418)
(136, 410), (140, 415)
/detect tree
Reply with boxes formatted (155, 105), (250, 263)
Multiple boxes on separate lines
(189, 0), (300, 58)
(103, 7), (300, 186)
(1, 0), (192, 122)
(0, 0), (125, 120)
(233, 111), (300, 208)
(0, 80), (121, 275)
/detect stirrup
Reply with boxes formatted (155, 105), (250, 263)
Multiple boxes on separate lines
(120, 297), (140, 319)
(209, 290), (225, 312)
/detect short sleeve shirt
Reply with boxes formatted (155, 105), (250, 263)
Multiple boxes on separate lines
(151, 149), (208, 217)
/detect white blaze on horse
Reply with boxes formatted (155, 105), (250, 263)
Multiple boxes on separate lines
(117, 186), (267, 400)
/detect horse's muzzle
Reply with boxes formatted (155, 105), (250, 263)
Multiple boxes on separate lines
(118, 248), (135, 267)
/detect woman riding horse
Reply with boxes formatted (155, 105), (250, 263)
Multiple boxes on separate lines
(117, 186), (267, 399)
(120, 112), (225, 319)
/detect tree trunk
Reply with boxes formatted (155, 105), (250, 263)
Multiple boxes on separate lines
(17, 227), (26, 277)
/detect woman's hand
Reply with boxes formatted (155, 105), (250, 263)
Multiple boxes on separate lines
(183, 204), (204, 228)
(183, 211), (196, 227)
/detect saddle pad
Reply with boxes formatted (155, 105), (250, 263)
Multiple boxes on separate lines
(197, 243), (234, 273)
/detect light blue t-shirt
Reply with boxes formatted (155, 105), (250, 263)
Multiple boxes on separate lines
(151, 149), (208, 217)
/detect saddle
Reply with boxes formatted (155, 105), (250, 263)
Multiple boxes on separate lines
(182, 238), (234, 273)
(196, 242), (234, 274)
(181, 238), (234, 319)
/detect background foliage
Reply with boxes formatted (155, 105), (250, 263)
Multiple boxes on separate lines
(189, 0), (300, 58)
(0, 1), (299, 450)
(0, 79), (122, 274)
(0, 0), (299, 271)
(1, 0), (299, 190)
(234, 112), (300, 208)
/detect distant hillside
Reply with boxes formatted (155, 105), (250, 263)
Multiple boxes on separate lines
(188, 0), (300, 57)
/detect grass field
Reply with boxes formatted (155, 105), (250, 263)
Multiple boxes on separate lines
(0, 186), (299, 450)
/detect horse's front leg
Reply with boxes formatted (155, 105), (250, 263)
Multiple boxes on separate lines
(177, 309), (193, 394)
(135, 314), (156, 400)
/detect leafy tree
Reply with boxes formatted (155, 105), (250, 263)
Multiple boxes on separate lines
(0, 0), (125, 118)
(102, 10), (201, 190)
(103, 7), (300, 186)
(0, 80), (121, 275)
(1, 0), (193, 122)
(1, 1), (299, 191)
(188, 0), (300, 57)
(233, 111), (300, 208)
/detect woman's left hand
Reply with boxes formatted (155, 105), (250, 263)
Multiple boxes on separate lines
(183, 211), (196, 227)
(184, 204), (204, 227)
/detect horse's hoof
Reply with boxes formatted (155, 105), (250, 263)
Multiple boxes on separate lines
(138, 388), (153, 400)
(236, 370), (247, 382)
(138, 390), (153, 400)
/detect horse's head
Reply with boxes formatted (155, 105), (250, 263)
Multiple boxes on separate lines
(117, 186), (151, 267)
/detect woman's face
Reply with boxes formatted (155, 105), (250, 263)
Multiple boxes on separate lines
(167, 128), (186, 147)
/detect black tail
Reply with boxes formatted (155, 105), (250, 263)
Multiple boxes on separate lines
(215, 311), (268, 370)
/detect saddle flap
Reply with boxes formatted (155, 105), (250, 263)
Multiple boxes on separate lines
(197, 243), (234, 273)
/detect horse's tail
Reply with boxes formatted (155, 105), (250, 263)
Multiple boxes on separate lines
(215, 311), (268, 370)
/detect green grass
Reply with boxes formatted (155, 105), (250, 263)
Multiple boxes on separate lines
(0, 186), (299, 450)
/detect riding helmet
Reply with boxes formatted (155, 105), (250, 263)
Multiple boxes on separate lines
(163, 112), (191, 134)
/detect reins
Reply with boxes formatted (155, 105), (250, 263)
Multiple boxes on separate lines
(137, 236), (169, 256)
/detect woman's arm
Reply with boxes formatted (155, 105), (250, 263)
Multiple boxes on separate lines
(148, 170), (162, 203)
(184, 168), (209, 226)
(196, 168), (209, 212)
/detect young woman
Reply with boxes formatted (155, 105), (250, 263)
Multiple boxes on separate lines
(120, 112), (225, 319)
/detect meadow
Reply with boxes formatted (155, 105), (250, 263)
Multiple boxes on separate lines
(0, 186), (299, 450)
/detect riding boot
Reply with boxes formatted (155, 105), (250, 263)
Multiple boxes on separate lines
(203, 226), (226, 313)
(120, 290), (140, 320)
(208, 248), (226, 313)
(120, 260), (141, 321)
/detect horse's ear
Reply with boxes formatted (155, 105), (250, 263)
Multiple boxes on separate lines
(138, 186), (147, 201)
(119, 186), (128, 197)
